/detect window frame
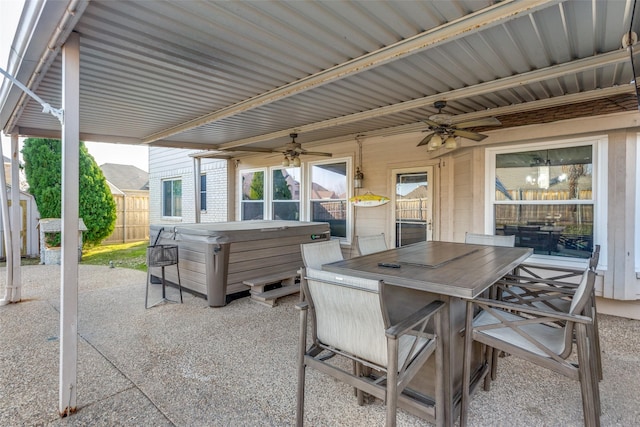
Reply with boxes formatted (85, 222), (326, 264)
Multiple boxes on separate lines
(270, 165), (302, 221)
(161, 177), (182, 219)
(306, 157), (352, 243)
(485, 136), (607, 269)
(239, 168), (266, 221)
(200, 173), (207, 212)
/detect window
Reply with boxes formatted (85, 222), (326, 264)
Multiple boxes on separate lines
(309, 161), (347, 238)
(162, 179), (182, 217)
(492, 144), (594, 258)
(200, 173), (207, 212)
(241, 170), (264, 220)
(272, 167), (300, 220)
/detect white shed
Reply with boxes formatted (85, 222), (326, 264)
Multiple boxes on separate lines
(0, 186), (40, 259)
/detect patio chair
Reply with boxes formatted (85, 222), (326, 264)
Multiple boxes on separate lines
(460, 269), (600, 427)
(464, 232), (515, 248)
(296, 267), (445, 427)
(357, 233), (388, 255)
(300, 239), (344, 270)
(497, 245), (602, 379)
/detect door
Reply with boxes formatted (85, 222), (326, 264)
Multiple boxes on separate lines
(393, 168), (433, 247)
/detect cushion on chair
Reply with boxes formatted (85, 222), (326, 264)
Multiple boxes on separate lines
(305, 268), (430, 369)
(473, 309), (567, 357)
(465, 232), (515, 247)
(301, 240), (344, 269)
(357, 234), (388, 256)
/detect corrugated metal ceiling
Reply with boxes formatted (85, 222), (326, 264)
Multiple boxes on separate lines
(2, 0), (639, 156)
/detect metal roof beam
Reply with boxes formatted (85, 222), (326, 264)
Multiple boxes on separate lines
(216, 49), (636, 150)
(141, 0), (559, 144)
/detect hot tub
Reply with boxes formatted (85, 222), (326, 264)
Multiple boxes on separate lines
(149, 220), (330, 306)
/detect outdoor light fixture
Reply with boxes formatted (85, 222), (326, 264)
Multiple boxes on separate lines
(444, 135), (457, 149)
(354, 166), (364, 189)
(354, 136), (365, 188)
(429, 133), (443, 148)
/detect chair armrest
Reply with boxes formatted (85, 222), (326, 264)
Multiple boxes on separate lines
(472, 297), (592, 324)
(496, 279), (578, 295)
(295, 301), (309, 311)
(386, 300), (445, 339)
(517, 262), (584, 275)
(500, 274), (581, 289)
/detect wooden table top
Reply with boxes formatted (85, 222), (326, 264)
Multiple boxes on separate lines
(323, 241), (532, 299)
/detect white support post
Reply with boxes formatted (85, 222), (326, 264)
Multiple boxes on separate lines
(10, 134), (21, 301)
(59, 31), (79, 417)
(194, 157), (201, 223)
(0, 136), (13, 305)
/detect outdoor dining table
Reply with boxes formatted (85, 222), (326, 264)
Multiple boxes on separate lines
(322, 240), (532, 426)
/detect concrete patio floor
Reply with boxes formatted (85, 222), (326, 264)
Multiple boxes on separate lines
(1, 264), (639, 426)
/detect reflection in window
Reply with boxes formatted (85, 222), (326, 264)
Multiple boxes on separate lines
(310, 162), (347, 238)
(162, 179), (182, 217)
(241, 170), (264, 220)
(272, 167), (300, 220)
(494, 145), (594, 258)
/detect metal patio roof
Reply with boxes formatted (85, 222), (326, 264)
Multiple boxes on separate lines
(1, 0), (640, 157)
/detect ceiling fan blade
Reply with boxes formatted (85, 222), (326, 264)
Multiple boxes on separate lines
(301, 151), (332, 157)
(422, 119), (440, 128)
(417, 132), (435, 146)
(452, 129), (488, 141)
(454, 117), (501, 129)
(221, 146), (276, 153)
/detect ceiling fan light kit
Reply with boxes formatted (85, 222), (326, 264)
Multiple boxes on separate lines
(418, 100), (501, 153)
(225, 132), (332, 163)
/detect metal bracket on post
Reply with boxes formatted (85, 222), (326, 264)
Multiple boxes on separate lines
(0, 66), (64, 124)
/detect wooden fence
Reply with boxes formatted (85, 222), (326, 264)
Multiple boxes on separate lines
(103, 191), (149, 244)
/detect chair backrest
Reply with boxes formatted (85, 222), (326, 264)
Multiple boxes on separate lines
(465, 232), (515, 247)
(357, 233), (388, 256)
(589, 245), (600, 271)
(303, 268), (390, 367)
(569, 269), (595, 316)
(300, 240), (344, 269)
(556, 269), (596, 357)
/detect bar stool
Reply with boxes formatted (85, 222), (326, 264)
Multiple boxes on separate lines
(145, 244), (183, 308)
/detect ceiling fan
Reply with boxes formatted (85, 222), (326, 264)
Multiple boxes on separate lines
(223, 133), (332, 166)
(417, 101), (501, 150)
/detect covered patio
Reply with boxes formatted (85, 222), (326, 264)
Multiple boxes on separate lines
(1, 0), (640, 422)
(1, 264), (639, 426)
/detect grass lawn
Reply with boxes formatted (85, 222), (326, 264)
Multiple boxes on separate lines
(1, 241), (149, 271)
(81, 241), (148, 272)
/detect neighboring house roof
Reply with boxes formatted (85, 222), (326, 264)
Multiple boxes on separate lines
(403, 186), (429, 199)
(100, 163), (149, 192)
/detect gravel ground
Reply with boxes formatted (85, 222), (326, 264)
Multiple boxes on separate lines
(0, 264), (638, 426)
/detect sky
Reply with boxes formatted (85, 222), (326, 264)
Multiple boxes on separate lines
(0, 0), (149, 172)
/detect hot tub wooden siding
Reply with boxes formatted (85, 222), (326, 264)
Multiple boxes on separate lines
(149, 221), (330, 306)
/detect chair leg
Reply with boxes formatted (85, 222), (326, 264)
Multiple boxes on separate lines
(296, 308), (308, 427)
(434, 310), (444, 427)
(591, 299), (603, 381)
(176, 262), (183, 303)
(575, 323), (600, 427)
(354, 362), (365, 405)
(460, 301), (474, 427)
(483, 344), (496, 391)
(385, 337), (399, 427)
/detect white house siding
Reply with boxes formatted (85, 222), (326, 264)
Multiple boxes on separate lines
(231, 111), (640, 318)
(148, 147), (228, 224)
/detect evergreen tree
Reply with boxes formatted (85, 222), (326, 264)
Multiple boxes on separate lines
(22, 138), (116, 246)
